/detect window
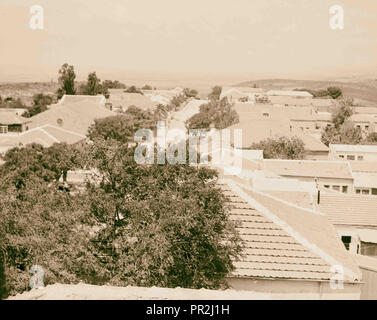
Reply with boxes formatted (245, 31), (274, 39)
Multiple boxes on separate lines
(0, 126), (8, 134)
(357, 155), (364, 161)
(262, 112), (269, 117)
(362, 189), (370, 195)
(324, 185), (330, 189)
(341, 236), (351, 250)
(347, 155), (355, 160)
(365, 125), (369, 130)
(342, 186), (348, 193)
(356, 125), (361, 129)
(332, 185), (340, 191)
(356, 189), (361, 194)
(339, 155), (344, 159)
(372, 188), (377, 195)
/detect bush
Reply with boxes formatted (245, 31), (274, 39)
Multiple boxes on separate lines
(249, 136), (305, 159)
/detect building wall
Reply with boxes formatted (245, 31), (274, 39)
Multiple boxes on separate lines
(304, 151), (330, 161)
(283, 176), (353, 194)
(333, 151), (377, 162)
(228, 277), (361, 299)
(359, 267), (377, 300)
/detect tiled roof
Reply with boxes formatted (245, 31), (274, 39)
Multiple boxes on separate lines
(59, 95), (106, 106)
(0, 112), (29, 125)
(28, 101), (114, 135)
(108, 92), (160, 110)
(317, 193), (377, 227)
(222, 179), (361, 282)
(263, 159), (352, 179)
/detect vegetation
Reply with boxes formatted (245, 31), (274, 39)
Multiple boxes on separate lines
(186, 97), (239, 130)
(208, 86), (222, 100)
(0, 106), (242, 297)
(0, 96), (28, 109)
(78, 72), (109, 98)
(22, 93), (54, 118)
(249, 136), (305, 160)
(56, 63), (76, 99)
(294, 87), (343, 99)
(321, 98), (363, 146)
(141, 84), (153, 90)
(102, 80), (126, 89)
(183, 88), (198, 98)
(124, 86), (143, 94)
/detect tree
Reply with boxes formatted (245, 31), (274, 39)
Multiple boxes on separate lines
(208, 86), (222, 100)
(102, 80), (126, 89)
(321, 98), (360, 146)
(79, 72), (109, 98)
(87, 106), (157, 144)
(86, 139), (241, 289)
(327, 86), (343, 99)
(249, 136), (305, 159)
(57, 63), (76, 99)
(125, 86), (143, 94)
(183, 88), (198, 98)
(22, 93), (53, 118)
(186, 97), (239, 130)
(142, 84), (153, 90)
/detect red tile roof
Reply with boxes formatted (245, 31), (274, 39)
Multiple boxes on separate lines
(221, 179), (361, 282)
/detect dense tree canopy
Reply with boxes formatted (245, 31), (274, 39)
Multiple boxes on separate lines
(186, 97), (239, 130)
(57, 63), (76, 99)
(208, 86), (222, 100)
(249, 136), (305, 160)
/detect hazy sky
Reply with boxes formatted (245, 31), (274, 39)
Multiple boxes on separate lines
(0, 0), (376, 79)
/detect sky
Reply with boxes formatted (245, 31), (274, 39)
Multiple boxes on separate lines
(0, 0), (376, 81)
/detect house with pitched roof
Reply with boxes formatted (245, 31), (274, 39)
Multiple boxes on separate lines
(219, 178), (361, 298)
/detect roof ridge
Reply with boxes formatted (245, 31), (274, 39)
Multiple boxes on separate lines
(223, 178), (360, 282)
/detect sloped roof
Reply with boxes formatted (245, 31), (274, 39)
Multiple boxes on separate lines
(330, 144), (377, 153)
(0, 112), (29, 125)
(225, 120), (329, 153)
(317, 193), (377, 227)
(263, 159), (352, 179)
(222, 179), (361, 282)
(108, 92), (160, 110)
(353, 172), (377, 189)
(28, 101), (114, 135)
(267, 90), (313, 98)
(59, 95), (106, 106)
(349, 160), (377, 173)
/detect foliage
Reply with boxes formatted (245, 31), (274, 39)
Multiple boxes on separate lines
(294, 87), (342, 99)
(78, 72), (109, 98)
(183, 88), (198, 98)
(321, 98), (360, 146)
(57, 63), (76, 99)
(22, 93), (53, 118)
(102, 80), (126, 89)
(186, 97), (239, 130)
(86, 139), (241, 289)
(327, 86), (343, 99)
(87, 106), (157, 144)
(124, 86), (143, 94)
(249, 136), (305, 159)
(141, 84), (153, 90)
(208, 86), (222, 100)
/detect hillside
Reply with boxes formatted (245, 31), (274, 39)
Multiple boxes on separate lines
(236, 79), (377, 107)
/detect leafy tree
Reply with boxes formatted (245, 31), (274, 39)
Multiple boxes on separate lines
(142, 84), (153, 90)
(186, 97), (239, 130)
(183, 88), (198, 98)
(124, 86), (143, 94)
(22, 93), (53, 118)
(208, 86), (222, 100)
(249, 136), (305, 159)
(86, 140), (241, 289)
(57, 63), (76, 99)
(364, 132), (377, 144)
(79, 72), (109, 98)
(102, 80), (126, 89)
(327, 86), (343, 99)
(87, 106), (156, 144)
(321, 98), (360, 146)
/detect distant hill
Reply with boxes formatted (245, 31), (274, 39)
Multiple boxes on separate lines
(235, 79), (377, 107)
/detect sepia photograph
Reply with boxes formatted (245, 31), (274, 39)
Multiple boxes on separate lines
(1, 0), (377, 309)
